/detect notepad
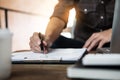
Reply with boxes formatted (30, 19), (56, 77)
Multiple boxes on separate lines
(11, 48), (86, 64)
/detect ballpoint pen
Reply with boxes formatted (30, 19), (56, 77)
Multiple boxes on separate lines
(38, 32), (44, 51)
(38, 32), (47, 57)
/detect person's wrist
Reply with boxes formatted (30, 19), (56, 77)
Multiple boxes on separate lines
(44, 36), (53, 47)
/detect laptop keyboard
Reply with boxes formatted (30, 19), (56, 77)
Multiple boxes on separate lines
(82, 47), (120, 66)
(96, 48), (110, 53)
(82, 53), (120, 66)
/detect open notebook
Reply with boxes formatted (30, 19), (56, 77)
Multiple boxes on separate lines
(11, 48), (86, 64)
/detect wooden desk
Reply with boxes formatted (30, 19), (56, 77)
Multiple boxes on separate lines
(9, 49), (90, 80)
(9, 64), (71, 80)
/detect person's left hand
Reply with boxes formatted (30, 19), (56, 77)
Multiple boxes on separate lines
(83, 29), (112, 52)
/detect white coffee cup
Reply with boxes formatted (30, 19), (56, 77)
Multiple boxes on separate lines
(0, 29), (12, 80)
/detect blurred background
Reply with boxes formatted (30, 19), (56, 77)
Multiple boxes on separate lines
(0, 0), (75, 51)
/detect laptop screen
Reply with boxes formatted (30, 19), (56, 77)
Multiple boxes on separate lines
(110, 0), (120, 53)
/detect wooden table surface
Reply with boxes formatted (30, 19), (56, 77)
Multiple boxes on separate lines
(9, 64), (72, 80)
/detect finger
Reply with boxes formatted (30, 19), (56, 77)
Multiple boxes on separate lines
(83, 33), (98, 48)
(87, 37), (101, 51)
(29, 37), (40, 49)
(31, 45), (41, 53)
(33, 32), (41, 43)
(83, 40), (91, 48)
(30, 33), (41, 47)
(98, 40), (106, 48)
(31, 48), (40, 53)
(29, 39), (41, 53)
(43, 41), (48, 54)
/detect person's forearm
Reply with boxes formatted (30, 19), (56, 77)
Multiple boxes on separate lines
(45, 17), (65, 46)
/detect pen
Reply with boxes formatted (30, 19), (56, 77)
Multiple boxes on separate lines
(38, 33), (47, 57)
(38, 32), (44, 51)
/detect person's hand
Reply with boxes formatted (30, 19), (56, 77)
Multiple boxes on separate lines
(83, 29), (112, 52)
(29, 32), (48, 53)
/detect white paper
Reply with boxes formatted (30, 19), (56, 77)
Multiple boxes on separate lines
(11, 48), (86, 61)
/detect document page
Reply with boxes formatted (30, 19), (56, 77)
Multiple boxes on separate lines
(12, 48), (86, 61)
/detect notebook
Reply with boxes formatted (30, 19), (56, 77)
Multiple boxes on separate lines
(11, 48), (86, 64)
(67, 64), (120, 80)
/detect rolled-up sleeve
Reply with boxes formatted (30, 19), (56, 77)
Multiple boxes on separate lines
(50, 0), (74, 24)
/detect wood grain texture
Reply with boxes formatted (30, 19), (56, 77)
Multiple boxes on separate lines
(8, 64), (71, 80)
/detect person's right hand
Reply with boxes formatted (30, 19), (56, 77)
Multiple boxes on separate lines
(29, 32), (48, 53)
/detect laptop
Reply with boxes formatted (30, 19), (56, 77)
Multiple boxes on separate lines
(67, 2), (120, 79)
(97, 0), (120, 53)
(81, 0), (120, 66)
(110, 0), (120, 53)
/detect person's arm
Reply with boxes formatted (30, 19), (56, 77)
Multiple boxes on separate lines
(29, 0), (74, 53)
(45, 0), (75, 46)
(44, 17), (65, 47)
(83, 28), (112, 52)
(29, 17), (65, 53)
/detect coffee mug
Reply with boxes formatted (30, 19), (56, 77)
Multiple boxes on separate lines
(0, 29), (12, 80)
